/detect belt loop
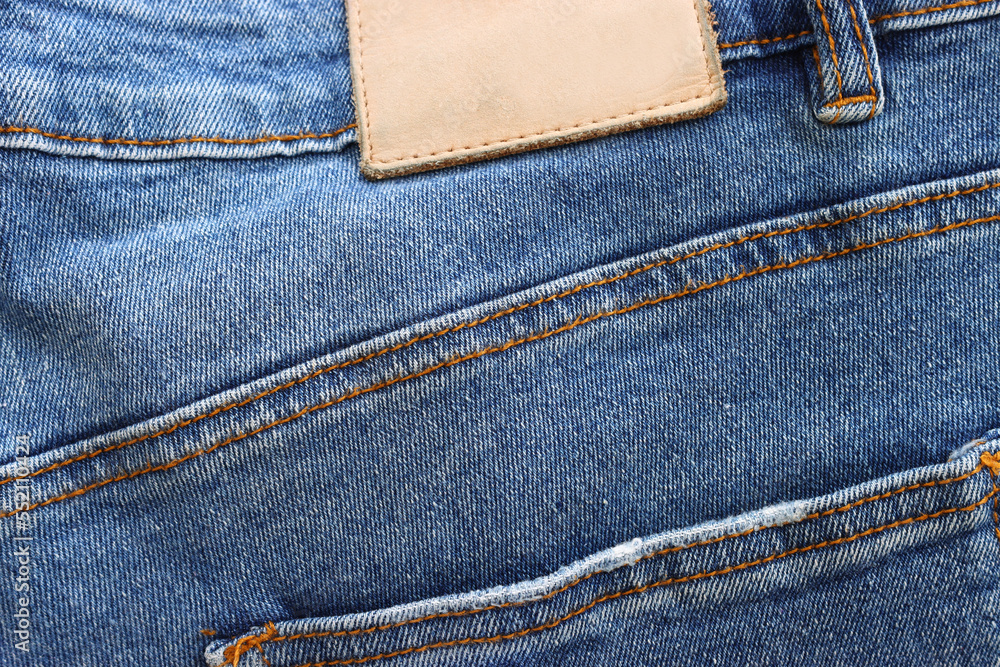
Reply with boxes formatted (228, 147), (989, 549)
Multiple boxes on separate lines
(802, 0), (885, 124)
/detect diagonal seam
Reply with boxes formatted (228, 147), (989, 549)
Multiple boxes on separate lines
(3, 213), (998, 523)
(5, 182), (998, 490)
(287, 465), (998, 667)
(217, 455), (995, 663)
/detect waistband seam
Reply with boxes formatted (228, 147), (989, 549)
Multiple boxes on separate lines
(0, 0), (992, 151)
(719, 0), (997, 49)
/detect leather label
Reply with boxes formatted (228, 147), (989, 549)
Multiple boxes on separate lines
(345, 0), (727, 179)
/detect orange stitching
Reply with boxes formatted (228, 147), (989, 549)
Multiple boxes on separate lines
(0, 0), (988, 152)
(717, 0), (998, 53)
(5, 214), (999, 523)
(844, 0), (879, 119)
(7, 181), (998, 490)
(814, 0), (845, 99)
(200, 629), (217, 637)
(719, 30), (813, 49)
(983, 451), (1000, 546)
(291, 478), (999, 666)
(224, 622), (277, 667)
(822, 94), (879, 108)
(811, 47), (825, 91)
(213, 457), (992, 663)
(0, 124), (355, 148)
(871, 0), (997, 23)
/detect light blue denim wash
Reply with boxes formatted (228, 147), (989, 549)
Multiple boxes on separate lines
(2, 0), (1000, 665)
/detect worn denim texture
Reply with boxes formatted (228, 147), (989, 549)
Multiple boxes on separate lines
(2, 0), (1000, 665)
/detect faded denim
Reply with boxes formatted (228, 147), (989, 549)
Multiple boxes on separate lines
(2, 0), (1000, 665)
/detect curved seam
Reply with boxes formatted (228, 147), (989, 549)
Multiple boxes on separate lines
(3, 213), (997, 523)
(219, 457), (994, 664)
(289, 468), (997, 666)
(0, 124), (355, 147)
(988, 459), (1000, 548)
(6, 181), (997, 490)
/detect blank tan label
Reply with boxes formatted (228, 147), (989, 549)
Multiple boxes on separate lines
(344, 0), (726, 179)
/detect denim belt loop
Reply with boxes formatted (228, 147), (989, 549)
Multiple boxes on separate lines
(802, 0), (885, 123)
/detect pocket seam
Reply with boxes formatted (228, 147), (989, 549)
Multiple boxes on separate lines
(4, 181), (997, 496)
(220, 451), (1000, 667)
(5, 212), (1000, 521)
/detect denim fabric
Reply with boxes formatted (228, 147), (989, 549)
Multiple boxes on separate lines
(2, 0), (1000, 666)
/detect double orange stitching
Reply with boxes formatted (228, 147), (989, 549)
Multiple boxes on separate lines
(718, 0), (998, 52)
(0, 0), (991, 150)
(814, 0), (845, 99)
(844, 0), (879, 119)
(6, 213), (999, 522)
(215, 456), (995, 663)
(290, 473), (999, 666)
(223, 622), (277, 667)
(0, 124), (355, 148)
(7, 181), (998, 491)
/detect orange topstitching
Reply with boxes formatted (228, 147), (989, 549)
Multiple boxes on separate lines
(289, 475), (998, 667)
(717, 0), (998, 49)
(218, 453), (998, 666)
(985, 450), (1000, 544)
(814, 0), (846, 98)
(844, 0), (879, 118)
(872, 0), (998, 22)
(824, 94), (878, 108)
(3, 213), (999, 525)
(0, 0), (991, 148)
(2, 181), (999, 491)
(0, 124), (355, 147)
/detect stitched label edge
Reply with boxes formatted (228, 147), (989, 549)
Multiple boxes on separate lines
(345, 0), (728, 180)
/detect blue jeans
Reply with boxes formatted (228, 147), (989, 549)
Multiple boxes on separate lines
(2, 0), (1000, 664)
